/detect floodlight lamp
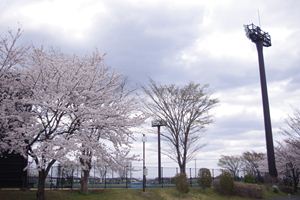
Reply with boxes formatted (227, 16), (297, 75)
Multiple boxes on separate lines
(244, 23), (271, 47)
(151, 119), (167, 127)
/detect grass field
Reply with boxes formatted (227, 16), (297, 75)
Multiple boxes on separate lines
(0, 187), (285, 200)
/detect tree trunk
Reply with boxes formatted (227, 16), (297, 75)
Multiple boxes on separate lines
(36, 170), (47, 200)
(291, 168), (298, 193)
(80, 169), (90, 194)
(180, 163), (186, 175)
(293, 176), (298, 193)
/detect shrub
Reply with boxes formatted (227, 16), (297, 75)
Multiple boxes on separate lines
(214, 171), (234, 195)
(197, 168), (212, 189)
(244, 174), (256, 183)
(272, 185), (279, 193)
(278, 179), (294, 194)
(234, 182), (263, 199)
(174, 173), (189, 193)
(279, 185), (294, 194)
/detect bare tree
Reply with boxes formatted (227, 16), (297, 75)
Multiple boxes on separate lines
(143, 80), (218, 174)
(218, 155), (243, 178)
(242, 151), (265, 178)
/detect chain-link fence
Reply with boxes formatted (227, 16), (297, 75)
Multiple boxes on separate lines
(24, 165), (260, 189)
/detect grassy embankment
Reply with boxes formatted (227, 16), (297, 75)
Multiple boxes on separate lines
(0, 187), (285, 200)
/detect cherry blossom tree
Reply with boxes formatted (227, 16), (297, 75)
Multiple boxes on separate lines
(0, 28), (29, 148)
(67, 74), (144, 193)
(276, 142), (300, 192)
(1, 47), (144, 200)
(277, 110), (300, 192)
(282, 109), (300, 151)
(0, 28), (27, 76)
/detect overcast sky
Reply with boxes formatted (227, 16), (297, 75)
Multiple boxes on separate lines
(1, 0), (300, 171)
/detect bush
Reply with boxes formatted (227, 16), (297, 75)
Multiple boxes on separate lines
(234, 182), (263, 199)
(278, 179), (294, 194)
(279, 185), (294, 194)
(174, 173), (189, 193)
(214, 171), (234, 195)
(244, 174), (256, 183)
(272, 185), (279, 193)
(197, 168), (212, 189)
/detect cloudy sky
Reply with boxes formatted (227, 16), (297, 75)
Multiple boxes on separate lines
(1, 0), (300, 171)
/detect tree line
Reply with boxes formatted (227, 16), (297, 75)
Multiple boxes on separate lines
(218, 117), (300, 193)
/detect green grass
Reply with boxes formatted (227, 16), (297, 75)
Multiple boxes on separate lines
(0, 187), (285, 200)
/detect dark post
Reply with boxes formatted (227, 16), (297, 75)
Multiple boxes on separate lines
(158, 125), (161, 183)
(161, 167), (163, 188)
(142, 134), (147, 192)
(71, 169), (74, 190)
(125, 166), (128, 188)
(194, 159), (197, 178)
(244, 24), (277, 178)
(93, 166), (96, 188)
(104, 166), (107, 189)
(152, 119), (166, 184)
(50, 167), (53, 189)
(189, 168), (192, 186)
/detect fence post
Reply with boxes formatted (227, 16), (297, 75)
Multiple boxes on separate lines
(26, 167), (29, 189)
(125, 166), (128, 188)
(189, 168), (192, 187)
(76, 167), (79, 189)
(50, 167), (53, 190)
(130, 163), (132, 184)
(104, 166), (107, 189)
(93, 165), (95, 189)
(61, 168), (64, 189)
(111, 168), (113, 186)
(56, 165), (60, 188)
(161, 167), (163, 188)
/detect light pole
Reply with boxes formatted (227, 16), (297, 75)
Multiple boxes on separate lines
(151, 119), (166, 184)
(244, 23), (277, 178)
(142, 134), (147, 192)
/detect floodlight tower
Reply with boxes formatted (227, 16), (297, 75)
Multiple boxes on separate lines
(244, 24), (277, 178)
(152, 119), (166, 184)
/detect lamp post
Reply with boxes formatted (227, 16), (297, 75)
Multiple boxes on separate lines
(142, 134), (147, 192)
(244, 23), (277, 178)
(151, 119), (166, 184)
